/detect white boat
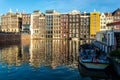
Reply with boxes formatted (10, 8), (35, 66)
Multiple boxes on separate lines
(79, 58), (109, 70)
(79, 44), (109, 70)
(78, 62), (109, 79)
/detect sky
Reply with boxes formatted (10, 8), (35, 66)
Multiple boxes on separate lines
(0, 0), (120, 14)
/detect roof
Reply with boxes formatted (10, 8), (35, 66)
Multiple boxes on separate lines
(45, 10), (59, 14)
(81, 12), (90, 16)
(112, 8), (120, 15)
(69, 10), (80, 14)
(104, 12), (112, 17)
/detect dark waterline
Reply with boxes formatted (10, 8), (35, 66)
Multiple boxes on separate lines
(0, 40), (120, 80)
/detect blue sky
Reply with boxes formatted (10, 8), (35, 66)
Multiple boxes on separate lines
(0, 0), (120, 14)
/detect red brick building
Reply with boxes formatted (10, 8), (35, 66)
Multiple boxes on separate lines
(60, 14), (69, 39)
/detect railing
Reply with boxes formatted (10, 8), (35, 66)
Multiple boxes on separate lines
(91, 40), (111, 53)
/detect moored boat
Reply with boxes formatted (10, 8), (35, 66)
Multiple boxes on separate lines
(78, 62), (109, 79)
(78, 44), (109, 70)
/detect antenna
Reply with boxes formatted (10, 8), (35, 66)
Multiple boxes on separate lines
(94, 9), (96, 12)
(16, 9), (18, 12)
(22, 10), (25, 14)
(9, 8), (12, 13)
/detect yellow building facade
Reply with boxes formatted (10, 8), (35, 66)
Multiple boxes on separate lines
(90, 11), (100, 39)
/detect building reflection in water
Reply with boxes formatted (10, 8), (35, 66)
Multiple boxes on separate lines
(0, 40), (30, 66)
(29, 40), (46, 67)
(51, 40), (69, 68)
(29, 40), (79, 68)
(0, 40), (80, 68)
(68, 40), (79, 66)
(1, 45), (19, 65)
(0, 40), (120, 80)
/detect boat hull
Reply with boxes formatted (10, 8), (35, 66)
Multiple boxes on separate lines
(109, 58), (120, 76)
(78, 59), (109, 70)
(78, 63), (109, 78)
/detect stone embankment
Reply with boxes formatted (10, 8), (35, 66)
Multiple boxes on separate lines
(0, 33), (30, 45)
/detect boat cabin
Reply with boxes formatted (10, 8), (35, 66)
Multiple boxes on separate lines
(92, 30), (120, 53)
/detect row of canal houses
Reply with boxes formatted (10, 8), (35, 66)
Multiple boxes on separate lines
(93, 8), (120, 53)
(0, 8), (120, 43)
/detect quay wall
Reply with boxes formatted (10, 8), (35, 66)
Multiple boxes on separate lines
(20, 34), (30, 40)
(0, 34), (30, 44)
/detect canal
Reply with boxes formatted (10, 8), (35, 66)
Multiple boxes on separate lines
(0, 40), (120, 80)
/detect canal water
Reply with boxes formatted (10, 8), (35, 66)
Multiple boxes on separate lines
(0, 40), (120, 80)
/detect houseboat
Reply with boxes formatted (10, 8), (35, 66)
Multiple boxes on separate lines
(91, 29), (120, 76)
(78, 44), (109, 70)
(92, 30), (120, 53)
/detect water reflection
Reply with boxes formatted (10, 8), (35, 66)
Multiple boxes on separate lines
(29, 40), (79, 68)
(0, 40), (80, 68)
(1, 45), (19, 65)
(29, 40), (46, 67)
(0, 40), (82, 80)
(0, 40), (120, 80)
(0, 40), (30, 66)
